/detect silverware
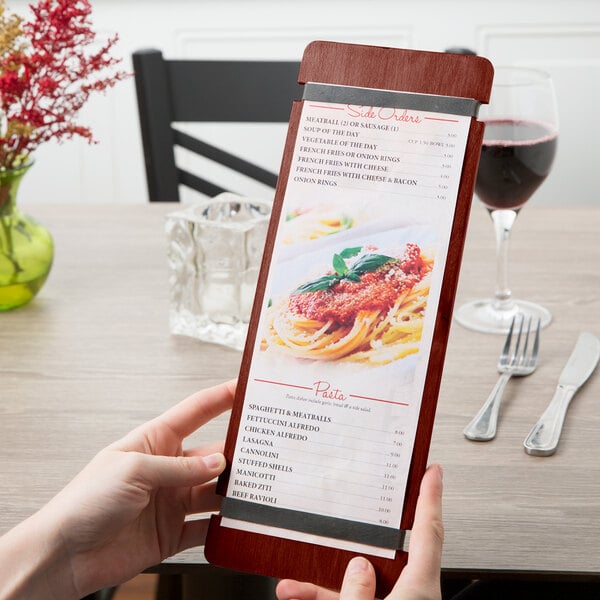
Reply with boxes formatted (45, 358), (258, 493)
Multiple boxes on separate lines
(464, 315), (541, 442)
(524, 332), (600, 456)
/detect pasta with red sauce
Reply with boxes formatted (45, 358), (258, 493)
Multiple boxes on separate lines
(261, 243), (433, 365)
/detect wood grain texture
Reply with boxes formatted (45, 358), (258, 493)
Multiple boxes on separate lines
(207, 43), (493, 596)
(205, 519), (408, 597)
(435, 202), (600, 578)
(0, 204), (239, 531)
(1, 202), (599, 584)
(298, 41), (494, 102)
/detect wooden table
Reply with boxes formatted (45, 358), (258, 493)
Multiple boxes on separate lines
(1, 202), (599, 582)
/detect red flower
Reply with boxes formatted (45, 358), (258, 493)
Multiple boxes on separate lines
(0, 0), (129, 169)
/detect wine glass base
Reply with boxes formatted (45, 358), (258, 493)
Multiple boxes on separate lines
(454, 299), (552, 334)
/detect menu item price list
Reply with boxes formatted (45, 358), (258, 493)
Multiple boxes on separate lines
(377, 429), (406, 525)
(227, 394), (411, 531)
(222, 97), (470, 556)
(292, 104), (468, 204)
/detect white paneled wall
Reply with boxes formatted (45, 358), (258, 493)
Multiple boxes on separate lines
(10, 0), (600, 205)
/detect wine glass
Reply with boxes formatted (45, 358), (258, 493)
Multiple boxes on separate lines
(455, 66), (559, 334)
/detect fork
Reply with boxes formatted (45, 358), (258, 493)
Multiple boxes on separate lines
(464, 314), (541, 441)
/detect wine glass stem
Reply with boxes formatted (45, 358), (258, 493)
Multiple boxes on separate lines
(490, 209), (517, 312)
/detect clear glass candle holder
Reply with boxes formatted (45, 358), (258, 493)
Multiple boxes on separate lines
(166, 193), (271, 350)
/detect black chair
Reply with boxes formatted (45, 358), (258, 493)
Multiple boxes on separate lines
(132, 49), (302, 202)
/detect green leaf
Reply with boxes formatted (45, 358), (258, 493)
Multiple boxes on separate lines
(339, 246), (362, 259)
(292, 275), (338, 295)
(351, 253), (394, 275)
(332, 253), (348, 276)
(291, 249), (393, 296)
(340, 215), (354, 230)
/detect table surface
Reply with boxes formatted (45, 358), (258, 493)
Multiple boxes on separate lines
(1, 202), (598, 580)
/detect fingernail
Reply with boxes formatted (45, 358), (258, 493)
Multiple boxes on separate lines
(203, 452), (225, 470)
(347, 556), (370, 574)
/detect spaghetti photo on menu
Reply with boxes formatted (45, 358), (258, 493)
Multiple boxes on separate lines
(259, 225), (435, 372)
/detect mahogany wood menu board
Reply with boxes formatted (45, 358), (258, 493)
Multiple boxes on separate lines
(205, 41), (493, 596)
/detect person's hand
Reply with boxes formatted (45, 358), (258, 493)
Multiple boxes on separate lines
(0, 381), (234, 600)
(276, 464), (444, 600)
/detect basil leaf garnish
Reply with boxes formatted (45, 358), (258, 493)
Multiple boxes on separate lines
(351, 253), (393, 275)
(292, 275), (338, 294)
(332, 253), (348, 276)
(292, 248), (395, 295)
(339, 246), (362, 259)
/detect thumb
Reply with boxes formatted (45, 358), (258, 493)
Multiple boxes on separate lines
(136, 452), (226, 489)
(340, 557), (376, 600)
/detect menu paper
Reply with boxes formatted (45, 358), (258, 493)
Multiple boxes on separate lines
(220, 91), (470, 558)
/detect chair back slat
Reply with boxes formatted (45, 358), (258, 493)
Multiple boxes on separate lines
(172, 129), (279, 187)
(177, 168), (227, 198)
(133, 49), (301, 202)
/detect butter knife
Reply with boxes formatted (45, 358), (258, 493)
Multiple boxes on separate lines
(524, 332), (600, 456)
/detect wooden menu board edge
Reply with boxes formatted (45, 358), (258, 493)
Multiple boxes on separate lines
(214, 100), (303, 497)
(298, 41), (493, 103)
(205, 514), (409, 597)
(207, 41), (493, 597)
(400, 117), (485, 529)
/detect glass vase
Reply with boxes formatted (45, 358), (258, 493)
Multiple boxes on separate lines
(0, 163), (54, 310)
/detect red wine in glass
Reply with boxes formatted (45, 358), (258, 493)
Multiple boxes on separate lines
(455, 66), (559, 334)
(476, 119), (558, 212)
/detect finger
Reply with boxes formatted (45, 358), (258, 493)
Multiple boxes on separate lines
(276, 579), (339, 600)
(339, 557), (376, 600)
(184, 480), (223, 515)
(406, 464), (444, 580)
(176, 517), (212, 554)
(390, 464), (443, 597)
(158, 380), (237, 440)
(137, 452), (226, 489)
(184, 440), (225, 458)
